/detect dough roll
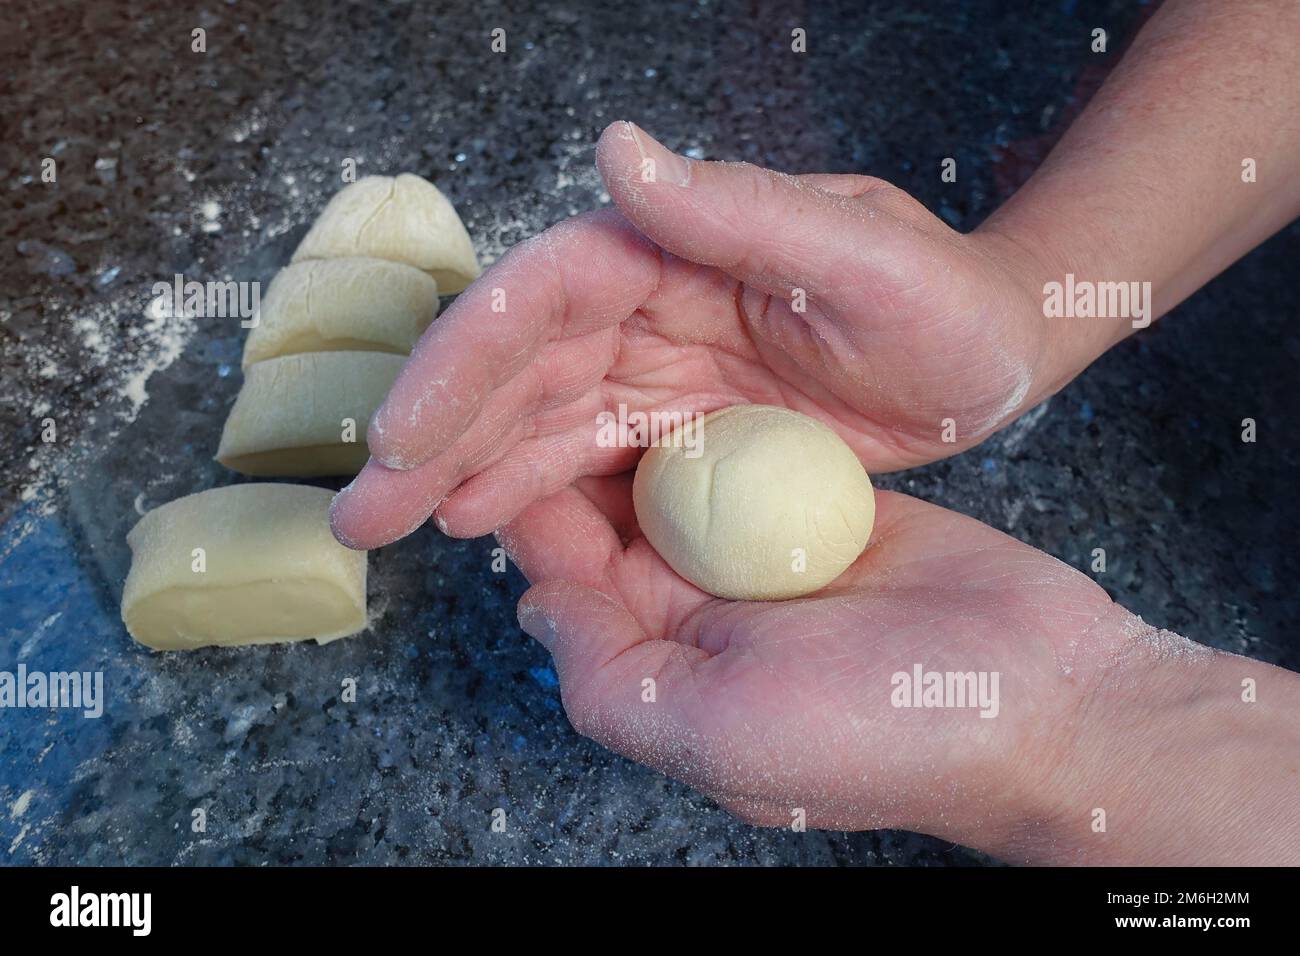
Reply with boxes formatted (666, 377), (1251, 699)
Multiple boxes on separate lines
(242, 257), (438, 369)
(291, 173), (482, 293)
(633, 405), (875, 601)
(216, 351), (405, 476)
(122, 484), (367, 650)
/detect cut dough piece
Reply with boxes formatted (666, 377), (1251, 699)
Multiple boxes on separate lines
(242, 257), (438, 369)
(216, 351), (405, 477)
(291, 174), (481, 293)
(122, 484), (367, 650)
(632, 405), (875, 601)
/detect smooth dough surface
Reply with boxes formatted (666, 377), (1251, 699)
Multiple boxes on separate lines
(242, 257), (438, 369)
(217, 351), (405, 476)
(632, 405), (875, 601)
(291, 173), (481, 293)
(122, 484), (367, 650)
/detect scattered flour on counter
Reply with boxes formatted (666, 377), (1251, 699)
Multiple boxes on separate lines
(9, 789), (35, 820)
(200, 199), (222, 233)
(8, 825), (31, 855)
(5, 254), (198, 557)
(8, 98), (587, 566)
(119, 298), (193, 422)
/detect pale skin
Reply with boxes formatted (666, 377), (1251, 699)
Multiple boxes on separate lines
(331, 0), (1300, 864)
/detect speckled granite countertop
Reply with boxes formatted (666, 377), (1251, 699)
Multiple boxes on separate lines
(2, 0), (1296, 865)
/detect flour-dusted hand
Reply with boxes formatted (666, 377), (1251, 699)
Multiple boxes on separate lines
(330, 123), (1053, 549)
(504, 480), (1300, 865)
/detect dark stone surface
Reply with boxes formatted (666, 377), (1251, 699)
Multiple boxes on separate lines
(1, 0), (1295, 865)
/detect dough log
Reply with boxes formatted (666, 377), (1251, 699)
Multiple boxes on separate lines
(632, 405), (875, 601)
(242, 257), (438, 369)
(291, 173), (481, 293)
(122, 484), (367, 650)
(216, 351), (405, 476)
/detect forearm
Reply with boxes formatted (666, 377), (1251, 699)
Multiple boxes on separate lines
(978, 0), (1300, 400)
(994, 612), (1300, 866)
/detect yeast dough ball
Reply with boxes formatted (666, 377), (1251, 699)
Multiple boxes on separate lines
(632, 405), (875, 601)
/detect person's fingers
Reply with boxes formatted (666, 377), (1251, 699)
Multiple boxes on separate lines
(330, 456), (454, 551)
(436, 427), (637, 538)
(595, 121), (880, 299)
(332, 322), (636, 548)
(495, 483), (626, 587)
(571, 472), (640, 542)
(500, 472), (718, 651)
(793, 171), (895, 198)
(335, 377), (731, 548)
(517, 580), (718, 783)
(494, 473), (641, 587)
(367, 207), (660, 471)
(435, 383), (742, 538)
(330, 366), (545, 548)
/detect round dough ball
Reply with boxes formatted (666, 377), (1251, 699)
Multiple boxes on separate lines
(632, 405), (875, 601)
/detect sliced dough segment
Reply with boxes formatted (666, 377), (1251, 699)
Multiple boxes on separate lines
(122, 484), (367, 650)
(216, 351), (405, 477)
(291, 173), (482, 293)
(242, 258), (438, 369)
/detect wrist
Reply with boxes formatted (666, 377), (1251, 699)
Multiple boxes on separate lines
(981, 609), (1300, 865)
(970, 221), (1135, 410)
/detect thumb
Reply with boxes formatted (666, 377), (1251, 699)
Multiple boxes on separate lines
(516, 581), (713, 771)
(517, 580), (648, 696)
(595, 121), (883, 297)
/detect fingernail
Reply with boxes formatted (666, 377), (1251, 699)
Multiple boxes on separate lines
(517, 604), (558, 648)
(328, 489), (364, 550)
(626, 122), (691, 187)
(367, 408), (417, 470)
(375, 452), (418, 471)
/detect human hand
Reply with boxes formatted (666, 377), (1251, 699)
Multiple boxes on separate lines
(331, 122), (1057, 548)
(503, 478), (1300, 865)
(500, 476), (1119, 846)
